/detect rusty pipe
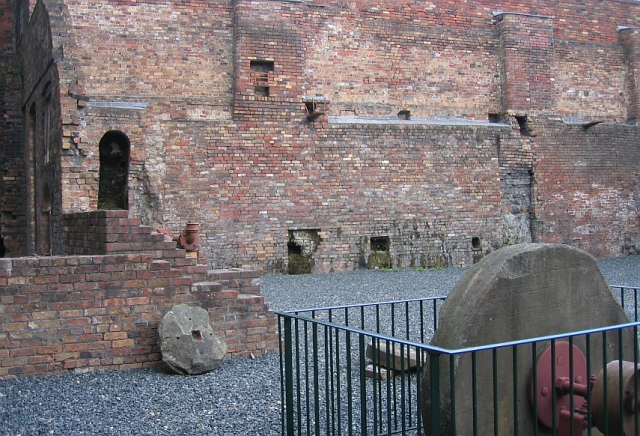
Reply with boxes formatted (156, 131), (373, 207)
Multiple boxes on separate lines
(178, 221), (199, 252)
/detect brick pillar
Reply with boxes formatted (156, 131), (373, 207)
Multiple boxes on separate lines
(620, 27), (640, 123)
(496, 13), (555, 114)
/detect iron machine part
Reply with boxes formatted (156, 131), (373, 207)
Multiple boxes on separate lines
(591, 360), (640, 436)
(176, 221), (200, 252)
(530, 342), (640, 436)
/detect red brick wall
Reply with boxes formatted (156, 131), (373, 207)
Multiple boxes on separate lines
(2, 0), (639, 272)
(63, 210), (175, 256)
(233, 0), (307, 120)
(152, 122), (511, 271)
(497, 13), (555, 114)
(303, 1), (504, 119)
(532, 121), (640, 256)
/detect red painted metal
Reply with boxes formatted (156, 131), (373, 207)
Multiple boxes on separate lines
(530, 342), (640, 436)
(559, 408), (587, 436)
(530, 342), (589, 433)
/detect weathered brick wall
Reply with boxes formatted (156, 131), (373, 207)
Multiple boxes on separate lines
(233, 0), (306, 119)
(498, 126), (536, 246)
(550, 1), (636, 122)
(497, 13), (555, 114)
(13, 1), (68, 257)
(0, 251), (277, 379)
(152, 121), (512, 271)
(63, 210), (175, 256)
(2, 0), (639, 273)
(0, 59), (24, 257)
(303, 1), (503, 119)
(533, 120), (640, 256)
(0, 0), (15, 47)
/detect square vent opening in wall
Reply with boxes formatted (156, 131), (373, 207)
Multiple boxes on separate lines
(250, 60), (274, 97)
(368, 236), (392, 269)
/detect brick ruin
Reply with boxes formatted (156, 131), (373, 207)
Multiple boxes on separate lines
(0, 211), (278, 378)
(0, 0), (639, 375)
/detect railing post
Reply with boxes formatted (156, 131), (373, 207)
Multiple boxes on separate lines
(359, 334), (368, 436)
(428, 350), (442, 436)
(284, 316), (295, 436)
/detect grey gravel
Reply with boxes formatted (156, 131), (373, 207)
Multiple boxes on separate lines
(1, 255), (638, 436)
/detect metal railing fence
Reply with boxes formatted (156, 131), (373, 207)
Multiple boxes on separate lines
(278, 285), (640, 436)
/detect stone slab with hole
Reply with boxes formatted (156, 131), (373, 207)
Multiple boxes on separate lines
(159, 304), (227, 375)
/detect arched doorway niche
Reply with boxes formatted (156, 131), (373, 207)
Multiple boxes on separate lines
(98, 131), (130, 210)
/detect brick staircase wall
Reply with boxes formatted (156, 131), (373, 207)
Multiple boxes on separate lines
(64, 210), (180, 257)
(0, 211), (279, 379)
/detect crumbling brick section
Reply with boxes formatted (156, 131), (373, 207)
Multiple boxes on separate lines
(0, 216), (278, 379)
(192, 270), (269, 356)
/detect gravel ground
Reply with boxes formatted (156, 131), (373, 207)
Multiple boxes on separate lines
(1, 255), (639, 436)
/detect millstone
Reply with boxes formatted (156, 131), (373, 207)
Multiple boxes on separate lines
(159, 304), (227, 375)
(421, 243), (635, 435)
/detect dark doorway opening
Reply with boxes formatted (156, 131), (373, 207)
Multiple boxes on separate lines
(98, 131), (130, 210)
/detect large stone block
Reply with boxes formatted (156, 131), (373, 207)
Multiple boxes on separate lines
(366, 341), (417, 371)
(159, 304), (227, 375)
(422, 243), (634, 435)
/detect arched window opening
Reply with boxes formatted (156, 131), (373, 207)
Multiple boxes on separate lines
(98, 131), (130, 210)
(39, 182), (51, 255)
(27, 103), (36, 254)
(18, 0), (26, 36)
(43, 82), (51, 164)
